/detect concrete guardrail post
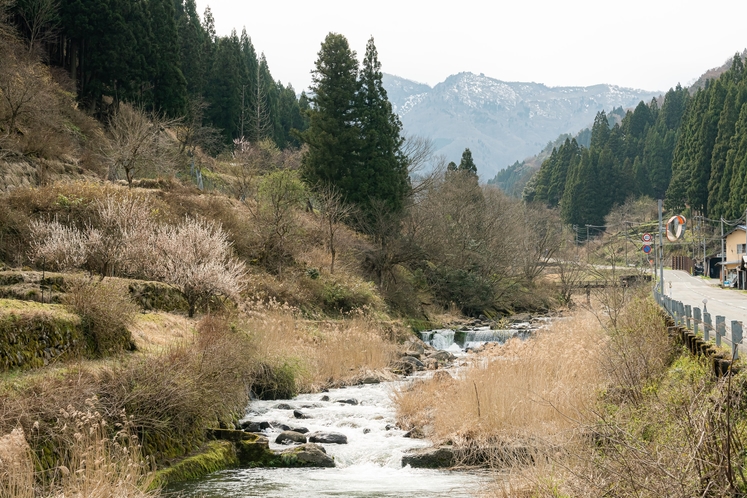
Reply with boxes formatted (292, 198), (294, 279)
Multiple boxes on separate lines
(679, 301), (685, 326)
(732, 321), (742, 360)
(705, 312), (713, 344)
(693, 307), (701, 336)
(716, 316), (725, 348)
(685, 305), (692, 329)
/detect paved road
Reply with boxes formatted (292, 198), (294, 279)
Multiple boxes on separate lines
(663, 269), (747, 350)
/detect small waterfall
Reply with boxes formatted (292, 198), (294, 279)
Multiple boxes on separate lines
(430, 330), (455, 350)
(418, 331), (434, 343)
(421, 325), (539, 352)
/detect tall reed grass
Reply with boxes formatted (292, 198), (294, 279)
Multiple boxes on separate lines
(243, 309), (398, 392)
(395, 309), (606, 446)
(0, 428), (33, 498)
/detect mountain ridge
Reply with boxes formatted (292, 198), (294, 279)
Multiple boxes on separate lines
(383, 72), (661, 178)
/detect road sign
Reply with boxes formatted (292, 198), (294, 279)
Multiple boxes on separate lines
(642, 233), (652, 243)
(642, 244), (652, 254)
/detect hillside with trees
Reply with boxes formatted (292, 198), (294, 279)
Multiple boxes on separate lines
(6, 0), (307, 151)
(524, 54), (747, 232)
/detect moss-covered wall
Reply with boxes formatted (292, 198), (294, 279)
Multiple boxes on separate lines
(0, 300), (84, 371)
(128, 281), (188, 313)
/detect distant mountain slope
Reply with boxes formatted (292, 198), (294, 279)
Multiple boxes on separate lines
(383, 72), (660, 178)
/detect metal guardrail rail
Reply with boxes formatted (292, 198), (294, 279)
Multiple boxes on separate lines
(654, 287), (744, 359)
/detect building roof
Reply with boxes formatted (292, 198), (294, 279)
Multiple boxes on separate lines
(724, 225), (747, 238)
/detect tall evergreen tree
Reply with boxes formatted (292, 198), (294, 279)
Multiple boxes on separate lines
(239, 28), (260, 139)
(205, 30), (246, 142)
(176, 0), (206, 96)
(301, 33), (361, 201)
(687, 79), (726, 215)
(458, 148), (477, 175)
(707, 84), (742, 217)
(148, 0), (187, 116)
(355, 36), (410, 214)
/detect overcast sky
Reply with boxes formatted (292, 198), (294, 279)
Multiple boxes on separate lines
(195, 0), (747, 94)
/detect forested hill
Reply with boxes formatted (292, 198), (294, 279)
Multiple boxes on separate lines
(525, 54), (747, 228)
(11, 0), (308, 149)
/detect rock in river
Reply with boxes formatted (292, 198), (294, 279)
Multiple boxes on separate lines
(279, 443), (335, 468)
(275, 431), (308, 445)
(308, 431), (348, 444)
(402, 447), (456, 468)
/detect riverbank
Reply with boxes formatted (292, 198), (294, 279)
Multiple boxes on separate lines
(0, 299), (413, 496)
(393, 293), (747, 497)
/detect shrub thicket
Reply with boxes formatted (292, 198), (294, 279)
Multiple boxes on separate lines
(63, 278), (138, 356)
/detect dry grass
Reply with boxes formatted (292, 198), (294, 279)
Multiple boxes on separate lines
(128, 312), (195, 351)
(0, 427), (33, 498)
(395, 310), (606, 447)
(242, 309), (398, 392)
(43, 400), (157, 498)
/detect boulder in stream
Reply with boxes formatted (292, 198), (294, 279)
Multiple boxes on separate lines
(278, 443), (335, 468)
(275, 431), (308, 445)
(293, 410), (310, 419)
(428, 350), (455, 362)
(240, 421), (265, 433)
(393, 356), (425, 374)
(335, 398), (358, 405)
(308, 431), (348, 444)
(402, 447), (456, 468)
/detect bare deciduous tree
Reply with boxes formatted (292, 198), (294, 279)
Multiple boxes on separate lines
(401, 133), (443, 201)
(314, 183), (354, 274)
(151, 216), (246, 317)
(104, 103), (176, 186)
(0, 44), (50, 135)
(28, 217), (86, 270)
(28, 198), (246, 317)
(514, 202), (561, 285)
(15, 0), (59, 54)
(175, 96), (221, 155)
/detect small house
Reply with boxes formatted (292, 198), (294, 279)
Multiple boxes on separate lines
(721, 225), (747, 288)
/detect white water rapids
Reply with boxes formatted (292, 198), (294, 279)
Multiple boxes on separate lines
(166, 378), (489, 497)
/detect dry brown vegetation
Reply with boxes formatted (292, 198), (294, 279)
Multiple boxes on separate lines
(395, 292), (747, 497)
(243, 309), (400, 392)
(0, 427), (33, 498)
(395, 309), (607, 447)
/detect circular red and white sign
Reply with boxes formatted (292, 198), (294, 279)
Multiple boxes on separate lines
(642, 233), (652, 242)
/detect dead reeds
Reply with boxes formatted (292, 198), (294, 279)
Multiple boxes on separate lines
(394, 309), (606, 452)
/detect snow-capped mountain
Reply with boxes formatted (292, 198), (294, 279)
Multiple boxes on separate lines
(383, 72), (661, 178)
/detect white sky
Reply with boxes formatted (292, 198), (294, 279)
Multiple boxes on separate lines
(196, 0), (747, 94)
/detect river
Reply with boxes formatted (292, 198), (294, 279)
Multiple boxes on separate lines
(166, 379), (489, 497)
(165, 323), (548, 497)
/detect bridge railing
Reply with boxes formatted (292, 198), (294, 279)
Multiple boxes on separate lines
(653, 287), (743, 359)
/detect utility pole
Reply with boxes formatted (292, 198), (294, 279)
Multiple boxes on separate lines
(703, 218), (706, 262)
(721, 217), (725, 285)
(658, 199), (664, 295)
(585, 225), (591, 263)
(744, 207), (747, 289)
(240, 84), (246, 139)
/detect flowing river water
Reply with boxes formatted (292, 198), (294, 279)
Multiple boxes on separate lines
(166, 321), (546, 497)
